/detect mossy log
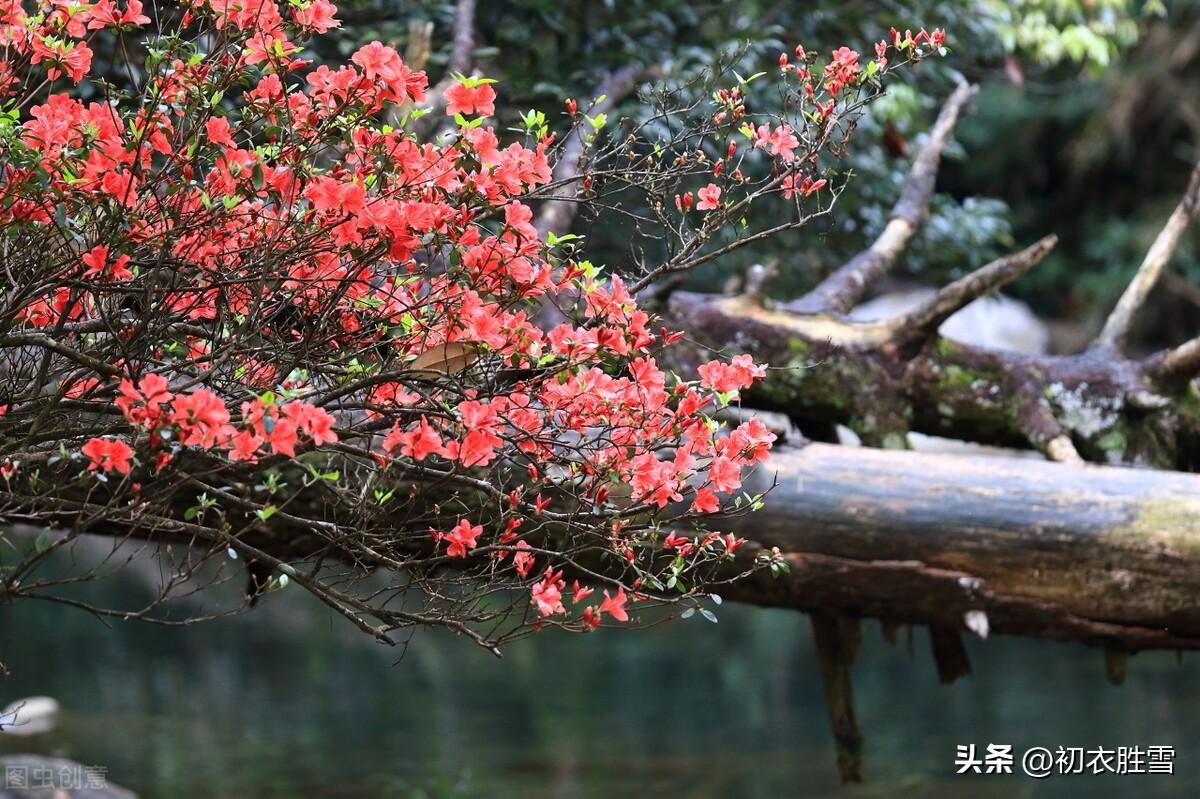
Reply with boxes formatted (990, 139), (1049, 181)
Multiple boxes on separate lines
(720, 441), (1200, 651)
(668, 286), (1200, 469)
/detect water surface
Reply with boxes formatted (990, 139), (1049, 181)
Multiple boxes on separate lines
(1, 572), (1196, 797)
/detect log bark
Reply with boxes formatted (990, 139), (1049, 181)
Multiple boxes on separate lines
(666, 287), (1200, 468)
(717, 442), (1200, 651)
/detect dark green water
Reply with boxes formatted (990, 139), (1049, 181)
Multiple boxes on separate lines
(0, 573), (1197, 798)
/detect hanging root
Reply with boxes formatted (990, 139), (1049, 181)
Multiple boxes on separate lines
(811, 612), (865, 783)
(929, 626), (972, 684)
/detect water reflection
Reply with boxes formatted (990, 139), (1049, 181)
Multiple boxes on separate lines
(0, 571), (1196, 797)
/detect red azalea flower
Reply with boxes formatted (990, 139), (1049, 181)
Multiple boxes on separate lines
(445, 81), (497, 117)
(445, 519), (482, 558)
(82, 437), (134, 474)
(697, 183), (722, 211)
(531, 569), (566, 617)
(599, 587), (629, 622)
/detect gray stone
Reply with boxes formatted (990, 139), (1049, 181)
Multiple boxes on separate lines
(850, 289), (1050, 354)
(0, 698), (60, 737)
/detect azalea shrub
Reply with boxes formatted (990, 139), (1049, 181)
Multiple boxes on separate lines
(0, 0), (942, 648)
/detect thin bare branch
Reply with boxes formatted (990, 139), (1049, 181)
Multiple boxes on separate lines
(534, 64), (659, 238)
(792, 81), (979, 315)
(1093, 158), (1200, 351)
(889, 235), (1058, 335)
(0, 333), (126, 378)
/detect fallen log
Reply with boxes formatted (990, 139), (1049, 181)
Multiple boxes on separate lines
(6, 439), (1200, 653)
(667, 284), (1200, 467)
(719, 441), (1200, 651)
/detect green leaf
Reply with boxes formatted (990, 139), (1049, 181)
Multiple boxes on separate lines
(546, 232), (581, 247)
(34, 529), (54, 553)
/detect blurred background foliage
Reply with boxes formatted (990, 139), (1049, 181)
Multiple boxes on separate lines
(318, 0), (1197, 352)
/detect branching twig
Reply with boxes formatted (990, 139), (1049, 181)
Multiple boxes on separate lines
(534, 64), (659, 238)
(531, 64), (659, 328)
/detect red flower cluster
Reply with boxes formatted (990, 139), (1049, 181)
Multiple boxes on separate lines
(445, 79), (497, 117)
(0, 1), (938, 637)
(82, 437), (135, 475)
(823, 46), (862, 96)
